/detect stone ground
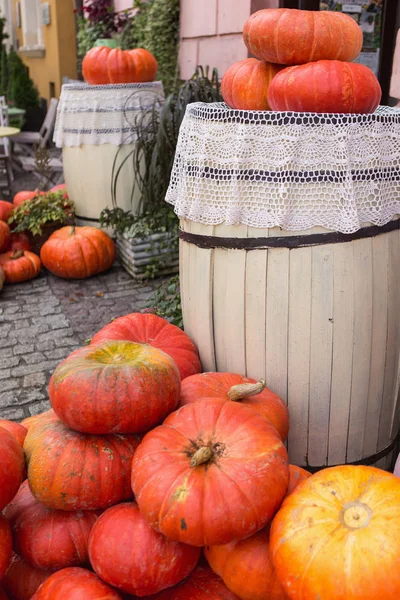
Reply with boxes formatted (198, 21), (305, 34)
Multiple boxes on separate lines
(0, 149), (162, 421)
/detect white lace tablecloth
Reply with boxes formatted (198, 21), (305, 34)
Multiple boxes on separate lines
(54, 82), (164, 148)
(166, 103), (400, 234)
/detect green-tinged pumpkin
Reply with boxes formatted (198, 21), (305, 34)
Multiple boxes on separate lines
(40, 226), (115, 279)
(49, 340), (181, 435)
(270, 466), (400, 600)
(30, 567), (122, 600)
(179, 372), (289, 441)
(243, 9), (362, 65)
(88, 502), (200, 596)
(24, 410), (140, 511)
(267, 60), (381, 114)
(221, 58), (282, 111)
(2, 554), (53, 600)
(91, 312), (201, 381)
(132, 399), (289, 546)
(5, 480), (100, 570)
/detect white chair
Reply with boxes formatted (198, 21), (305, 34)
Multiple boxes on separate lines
(13, 97), (59, 156)
(18, 154), (64, 186)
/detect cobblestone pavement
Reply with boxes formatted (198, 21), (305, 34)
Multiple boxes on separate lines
(0, 264), (160, 421)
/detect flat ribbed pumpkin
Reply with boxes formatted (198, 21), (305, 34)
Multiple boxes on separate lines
(30, 567), (122, 600)
(221, 58), (282, 111)
(270, 466), (400, 599)
(40, 226), (115, 279)
(24, 410), (140, 511)
(243, 9), (362, 65)
(5, 480), (99, 570)
(2, 554), (53, 600)
(91, 312), (201, 380)
(132, 399), (289, 546)
(88, 502), (200, 596)
(49, 340), (181, 435)
(0, 250), (41, 283)
(180, 372), (289, 441)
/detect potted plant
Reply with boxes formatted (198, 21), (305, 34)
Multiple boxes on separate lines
(100, 66), (222, 280)
(8, 191), (75, 254)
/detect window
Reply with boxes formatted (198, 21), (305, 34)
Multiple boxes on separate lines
(19, 0), (45, 57)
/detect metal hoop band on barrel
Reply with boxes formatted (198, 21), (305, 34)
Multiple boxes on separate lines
(179, 218), (400, 251)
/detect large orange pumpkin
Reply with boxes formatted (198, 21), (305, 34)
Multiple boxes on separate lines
(89, 502), (200, 596)
(243, 9), (362, 65)
(0, 428), (24, 511)
(0, 515), (12, 580)
(0, 250), (41, 283)
(40, 226), (115, 279)
(0, 220), (10, 252)
(30, 567), (122, 600)
(267, 60), (381, 114)
(205, 526), (287, 600)
(149, 565), (240, 599)
(2, 554), (53, 600)
(132, 399), (289, 546)
(0, 200), (13, 222)
(82, 46), (135, 85)
(179, 372), (289, 441)
(91, 312), (201, 381)
(5, 480), (100, 570)
(24, 410), (140, 511)
(49, 340), (181, 435)
(127, 48), (158, 82)
(221, 58), (282, 111)
(270, 465), (400, 600)
(0, 421), (27, 448)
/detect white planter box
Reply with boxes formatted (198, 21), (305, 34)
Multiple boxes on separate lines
(116, 232), (179, 280)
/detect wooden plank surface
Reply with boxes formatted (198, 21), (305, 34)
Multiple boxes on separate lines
(328, 243), (354, 465)
(245, 245), (268, 381)
(287, 247), (312, 466)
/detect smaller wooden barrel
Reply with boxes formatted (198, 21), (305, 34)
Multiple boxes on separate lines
(54, 82), (164, 228)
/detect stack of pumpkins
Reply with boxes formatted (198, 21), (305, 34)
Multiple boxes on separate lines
(0, 185), (116, 289)
(1, 312), (400, 599)
(222, 8), (382, 113)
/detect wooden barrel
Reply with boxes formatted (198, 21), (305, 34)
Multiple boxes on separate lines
(54, 82), (164, 228)
(179, 218), (400, 471)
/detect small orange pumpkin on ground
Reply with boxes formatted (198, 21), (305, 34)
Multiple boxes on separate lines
(179, 372), (289, 441)
(0, 220), (10, 252)
(40, 225), (115, 279)
(270, 465), (400, 600)
(222, 58), (282, 111)
(127, 48), (158, 82)
(0, 250), (41, 283)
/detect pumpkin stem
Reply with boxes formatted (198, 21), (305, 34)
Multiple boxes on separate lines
(69, 225), (76, 236)
(11, 250), (24, 260)
(227, 379), (266, 402)
(190, 446), (213, 468)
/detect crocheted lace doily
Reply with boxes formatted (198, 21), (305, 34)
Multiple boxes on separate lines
(166, 103), (400, 233)
(54, 82), (164, 148)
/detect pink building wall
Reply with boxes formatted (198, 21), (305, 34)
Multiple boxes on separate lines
(179, 0), (279, 79)
(114, 0), (133, 10)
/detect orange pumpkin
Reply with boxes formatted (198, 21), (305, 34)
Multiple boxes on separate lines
(49, 340), (181, 435)
(40, 226), (115, 279)
(0, 220), (10, 252)
(13, 190), (45, 207)
(149, 565), (240, 599)
(243, 9), (362, 65)
(127, 48), (158, 82)
(7, 232), (31, 253)
(2, 554), (53, 600)
(49, 184), (68, 200)
(270, 465), (400, 600)
(132, 399), (289, 546)
(286, 464), (311, 497)
(0, 250), (41, 283)
(179, 372), (289, 441)
(222, 58), (282, 111)
(267, 60), (381, 114)
(82, 46), (135, 85)
(30, 567), (122, 600)
(0, 421), (27, 448)
(24, 410), (140, 511)
(0, 428), (24, 511)
(0, 200), (13, 222)
(205, 526), (287, 600)
(0, 515), (12, 581)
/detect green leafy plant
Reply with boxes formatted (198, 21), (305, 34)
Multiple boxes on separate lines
(7, 47), (40, 111)
(8, 192), (75, 236)
(145, 275), (182, 328)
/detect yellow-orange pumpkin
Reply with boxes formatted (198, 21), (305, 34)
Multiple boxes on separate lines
(270, 465), (400, 599)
